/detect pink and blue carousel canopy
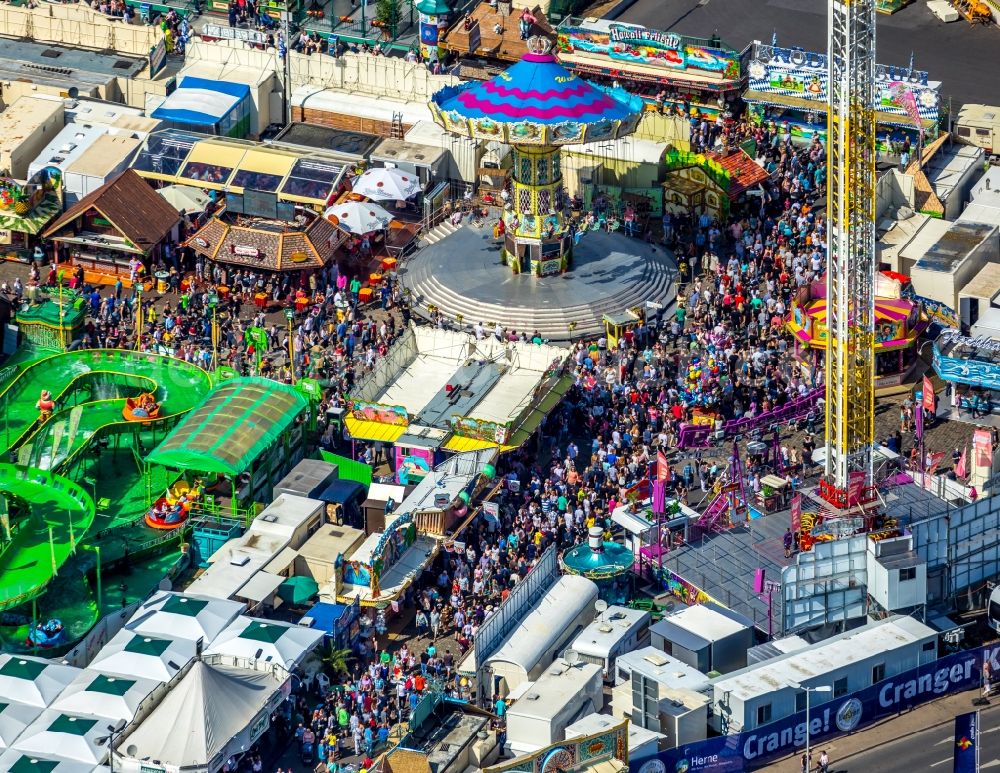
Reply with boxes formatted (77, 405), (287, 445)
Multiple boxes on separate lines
(429, 41), (644, 145)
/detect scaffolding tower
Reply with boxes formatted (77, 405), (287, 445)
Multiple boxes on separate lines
(822, 0), (877, 507)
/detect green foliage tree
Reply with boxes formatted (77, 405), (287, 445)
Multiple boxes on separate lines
(375, 0), (401, 36)
(321, 644), (354, 677)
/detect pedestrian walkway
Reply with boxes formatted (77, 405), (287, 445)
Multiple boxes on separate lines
(767, 686), (983, 771)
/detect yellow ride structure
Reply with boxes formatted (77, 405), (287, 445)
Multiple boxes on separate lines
(821, 0), (878, 509)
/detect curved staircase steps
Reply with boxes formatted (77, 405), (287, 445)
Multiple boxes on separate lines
(403, 251), (677, 340)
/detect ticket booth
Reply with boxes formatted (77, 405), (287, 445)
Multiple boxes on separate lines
(758, 474), (789, 514)
(603, 310), (641, 349)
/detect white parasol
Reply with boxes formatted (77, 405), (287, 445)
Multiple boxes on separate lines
(323, 200), (393, 234)
(156, 184), (211, 215)
(352, 167), (421, 201)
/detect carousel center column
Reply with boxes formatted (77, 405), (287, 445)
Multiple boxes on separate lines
(502, 144), (571, 277)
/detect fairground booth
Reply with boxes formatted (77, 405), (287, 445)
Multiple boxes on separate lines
(932, 328), (1000, 418)
(555, 19), (741, 120)
(742, 40), (940, 151)
(15, 293), (86, 350)
(786, 278), (929, 391)
(41, 169), (181, 288)
(0, 170), (63, 259)
(344, 325), (571, 472)
(146, 377), (317, 517)
(661, 147), (770, 220)
(337, 450), (496, 607)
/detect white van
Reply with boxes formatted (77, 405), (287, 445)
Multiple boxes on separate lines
(569, 606), (651, 681)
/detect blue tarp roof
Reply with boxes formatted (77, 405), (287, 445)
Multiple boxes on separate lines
(301, 602), (349, 635)
(151, 76), (250, 126)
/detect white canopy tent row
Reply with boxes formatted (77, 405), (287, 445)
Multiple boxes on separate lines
(12, 711), (111, 765)
(0, 654), (80, 709)
(203, 616), (324, 671)
(88, 630), (197, 684)
(0, 701), (42, 752)
(124, 591), (245, 645)
(52, 671), (163, 726)
(0, 749), (109, 772)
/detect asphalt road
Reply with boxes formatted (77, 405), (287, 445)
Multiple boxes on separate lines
(616, 0), (1000, 109)
(831, 702), (1000, 772)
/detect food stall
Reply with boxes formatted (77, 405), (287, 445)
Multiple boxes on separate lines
(611, 498), (699, 570)
(41, 169), (180, 287)
(757, 474), (789, 514)
(932, 328), (1000, 417)
(661, 148), (769, 221)
(299, 599), (362, 651)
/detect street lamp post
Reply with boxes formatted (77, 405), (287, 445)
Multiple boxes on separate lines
(97, 718), (126, 772)
(94, 544), (102, 612)
(790, 683), (831, 771)
(284, 308), (296, 384)
(134, 285), (143, 350)
(207, 293), (219, 369)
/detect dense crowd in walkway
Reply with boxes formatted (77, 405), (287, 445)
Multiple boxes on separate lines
(9, 120), (921, 773)
(261, 120), (844, 772)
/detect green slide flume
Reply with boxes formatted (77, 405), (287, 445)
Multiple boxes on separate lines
(0, 349), (213, 611)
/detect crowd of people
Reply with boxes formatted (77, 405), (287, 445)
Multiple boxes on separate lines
(5, 112), (880, 773)
(260, 117), (845, 773)
(10, 245), (408, 411)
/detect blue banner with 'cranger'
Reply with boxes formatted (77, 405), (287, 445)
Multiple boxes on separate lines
(630, 643), (1000, 773)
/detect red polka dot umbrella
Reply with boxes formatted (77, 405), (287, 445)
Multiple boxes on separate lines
(352, 167), (422, 201)
(323, 200), (393, 234)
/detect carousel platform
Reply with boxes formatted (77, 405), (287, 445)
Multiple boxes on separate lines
(400, 224), (678, 341)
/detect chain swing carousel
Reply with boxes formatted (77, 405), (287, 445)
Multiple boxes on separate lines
(430, 37), (642, 275)
(404, 37), (678, 340)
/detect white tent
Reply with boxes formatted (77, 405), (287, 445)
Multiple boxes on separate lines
(0, 748), (108, 772)
(12, 711), (109, 765)
(114, 660), (285, 773)
(126, 591), (245, 644)
(204, 616), (323, 670)
(0, 655), (80, 709)
(51, 671), (161, 725)
(88, 631), (195, 683)
(0, 701), (42, 751)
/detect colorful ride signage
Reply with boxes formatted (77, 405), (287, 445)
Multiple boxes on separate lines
(933, 329), (1000, 392)
(745, 41), (939, 127)
(556, 22), (740, 80)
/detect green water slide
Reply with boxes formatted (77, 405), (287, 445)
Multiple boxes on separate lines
(0, 349), (213, 610)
